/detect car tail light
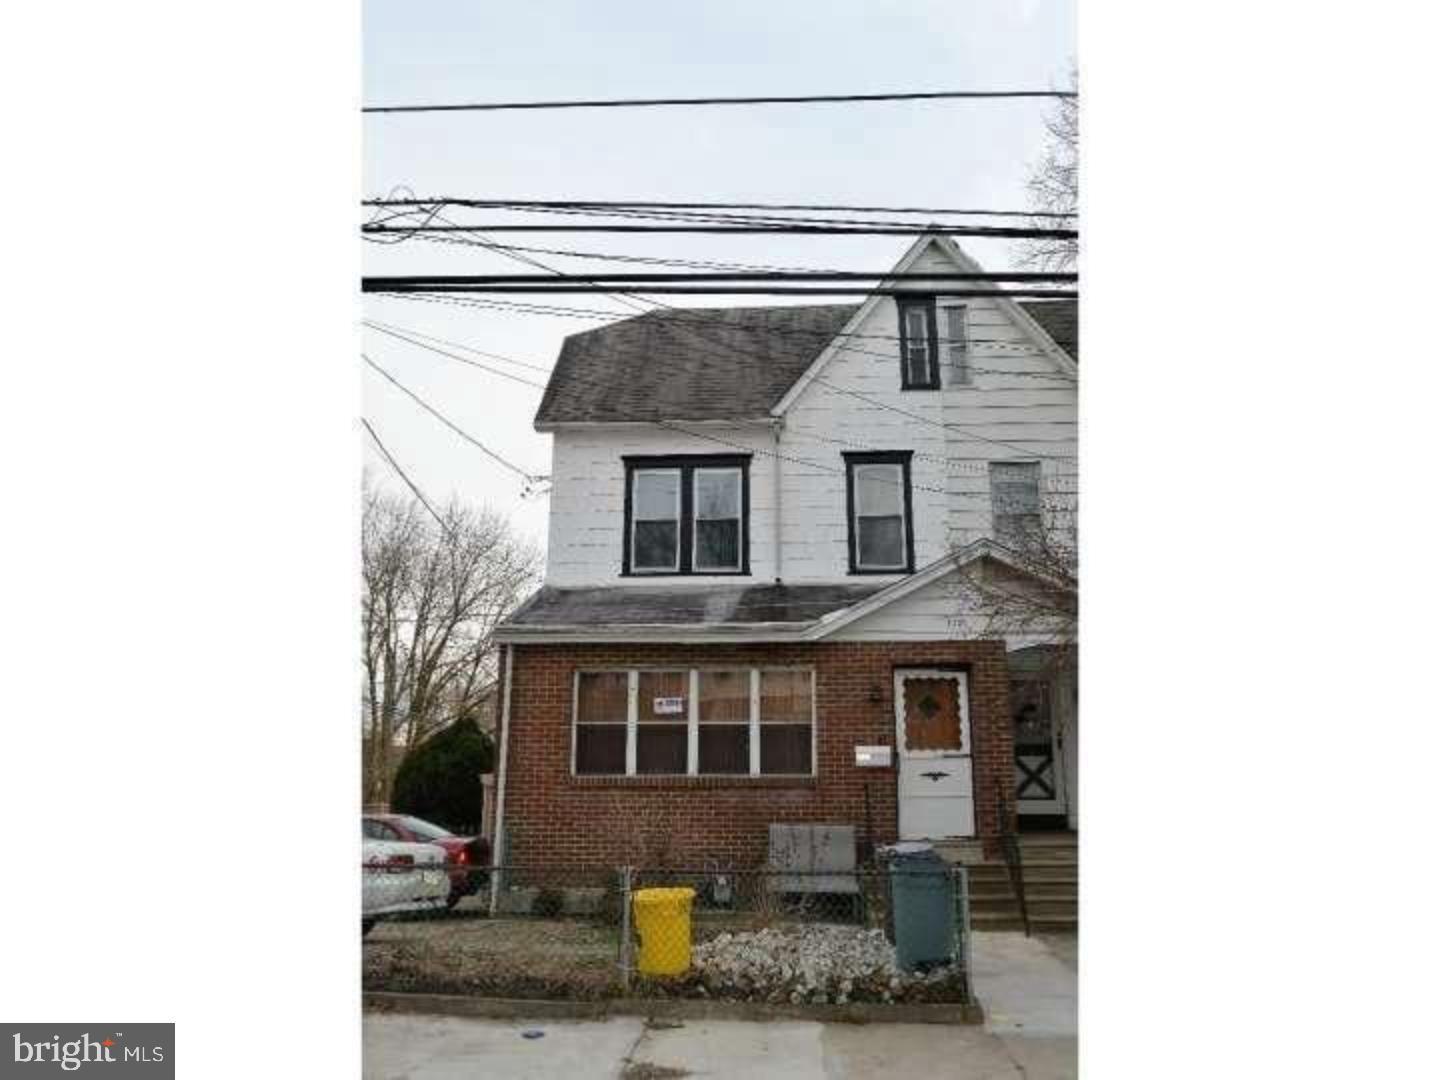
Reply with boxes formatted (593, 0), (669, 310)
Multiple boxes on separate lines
(454, 847), (469, 865)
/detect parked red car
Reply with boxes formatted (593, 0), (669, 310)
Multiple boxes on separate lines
(362, 814), (490, 908)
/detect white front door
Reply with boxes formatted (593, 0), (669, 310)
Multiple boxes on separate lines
(894, 669), (975, 840)
(1012, 677), (1069, 818)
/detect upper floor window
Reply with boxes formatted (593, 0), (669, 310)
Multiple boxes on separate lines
(844, 451), (915, 574)
(940, 303), (971, 386)
(897, 297), (940, 390)
(623, 454), (750, 575)
(989, 461), (1042, 547)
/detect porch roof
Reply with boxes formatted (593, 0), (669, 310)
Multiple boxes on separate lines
(495, 581), (887, 640)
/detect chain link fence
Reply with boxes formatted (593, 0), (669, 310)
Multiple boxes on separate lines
(362, 862), (971, 1005)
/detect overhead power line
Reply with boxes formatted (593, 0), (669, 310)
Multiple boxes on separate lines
(363, 318), (552, 374)
(365, 271), (1076, 286)
(367, 284), (1078, 298)
(364, 321), (550, 387)
(372, 292), (1079, 382)
(362, 197), (1077, 220)
(363, 221), (1078, 240)
(362, 352), (541, 481)
(363, 89), (1077, 115)
(361, 418), (454, 539)
(364, 201), (1065, 232)
(369, 211), (1077, 465)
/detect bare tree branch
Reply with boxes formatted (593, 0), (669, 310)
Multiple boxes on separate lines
(1015, 64), (1079, 273)
(361, 472), (542, 803)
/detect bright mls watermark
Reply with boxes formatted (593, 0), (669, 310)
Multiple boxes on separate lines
(2, 1025), (172, 1078)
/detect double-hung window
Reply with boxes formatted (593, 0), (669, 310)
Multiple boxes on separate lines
(636, 670), (689, 774)
(573, 667), (814, 778)
(630, 469), (681, 572)
(574, 672), (629, 775)
(897, 297), (940, 389)
(697, 670), (750, 774)
(623, 455), (749, 575)
(939, 302), (971, 386)
(844, 451), (915, 574)
(989, 461), (1043, 547)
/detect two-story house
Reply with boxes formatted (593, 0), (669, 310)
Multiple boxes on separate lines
(489, 233), (1078, 871)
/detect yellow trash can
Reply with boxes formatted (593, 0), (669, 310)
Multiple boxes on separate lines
(632, 887), (696, 976)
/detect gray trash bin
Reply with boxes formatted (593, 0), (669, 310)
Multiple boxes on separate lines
(885, 843), (956, 972)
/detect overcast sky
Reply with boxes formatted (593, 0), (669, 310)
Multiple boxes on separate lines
(362, 1), (1076, 551)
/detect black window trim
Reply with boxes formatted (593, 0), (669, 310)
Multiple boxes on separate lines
(622, 453), (751, 576)
(897, 296), (941, 390)
(843, 450), (916, 575)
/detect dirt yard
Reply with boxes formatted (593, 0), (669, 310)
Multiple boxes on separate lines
(363, 915), (624, 999)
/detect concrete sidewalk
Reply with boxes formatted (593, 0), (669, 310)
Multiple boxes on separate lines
(363, 931), (1077, 1079)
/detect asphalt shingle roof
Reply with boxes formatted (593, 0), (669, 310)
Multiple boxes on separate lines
(534, 305), (858, 425)
(533, 300), (1076, 426)
(502, 582), (887, 629)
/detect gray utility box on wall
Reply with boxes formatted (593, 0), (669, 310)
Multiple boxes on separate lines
(886, 843), (956, 972)
(767, 824), (859, 895)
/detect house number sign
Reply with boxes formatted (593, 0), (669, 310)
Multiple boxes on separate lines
(653, 696), (686, 715)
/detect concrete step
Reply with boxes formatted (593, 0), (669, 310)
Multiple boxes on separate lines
(1015, 850), (1078, 863)
(965, 866), (1078, 885)
(1029, 913), (1079, 932)
(1024, 898), (1078, 918)
(970, 914), (1027, 932)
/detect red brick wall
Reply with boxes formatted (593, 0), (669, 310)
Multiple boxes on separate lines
(494, 640), (1013, 870)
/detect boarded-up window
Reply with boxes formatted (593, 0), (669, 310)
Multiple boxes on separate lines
(575, 672), (627, 775)
(698, 670), (749, 774)
(759, 670), (813, 774)
(990, 462), (1042, 547)
(636, 670), (688, 774)
(902, 677), (962, 752)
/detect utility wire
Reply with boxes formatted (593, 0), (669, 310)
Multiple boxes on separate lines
(361, 417), (455, 540)
(365, 271), (1076, 285)
(363, 197), (1077, 220)
(370, 201), (1068, 233)
(369, 285), (1077, 298)
(363, 229), (1077, 372)
(363, 88), (1077, 114)
(373, 212), (1076, 463)
(364, 222), (1078, 240)
(364, 321), (550, 387)
(364, 319), (553, 374)
(362, 352), (541, 480)
(372, 292), (1079, 383)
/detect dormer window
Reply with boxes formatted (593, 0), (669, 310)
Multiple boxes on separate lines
(897, 297), (940, 390)
(623, 454), (750, 576)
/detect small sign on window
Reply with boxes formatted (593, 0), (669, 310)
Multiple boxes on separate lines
(652, 696), (686, 715)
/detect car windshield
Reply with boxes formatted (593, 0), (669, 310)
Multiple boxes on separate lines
(395, 816), (452, 840)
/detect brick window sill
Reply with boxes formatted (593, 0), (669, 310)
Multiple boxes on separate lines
(569, 775), (818, 790)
